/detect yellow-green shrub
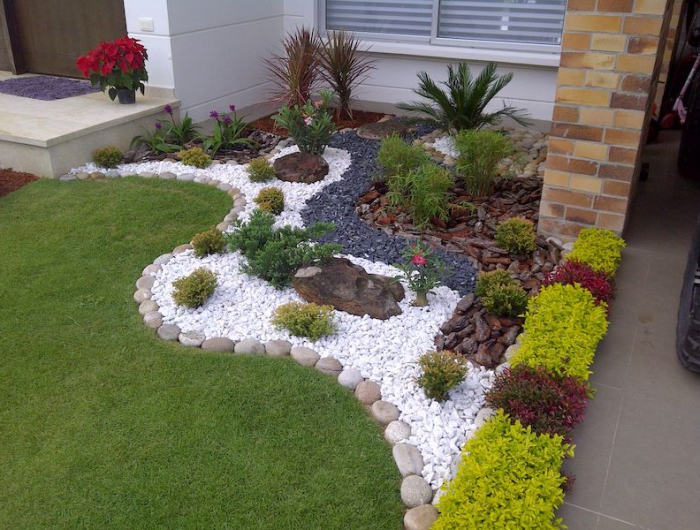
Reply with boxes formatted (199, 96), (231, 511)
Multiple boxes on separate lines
(254, 187), (284, 214)
(495, 217), (536, 255)
(181, 146), (212, 168)
(512, 283), (608, 380)
(417, 350), (468, 402)
(191, 228), (225, 258)
(93, 146), (122, 168)
(172, 268), (217, 308)
(248, 157), (276, 182)
(567, 227), (625, 277)
(272, 302), (336, 340)
(434, 411), (572, 530)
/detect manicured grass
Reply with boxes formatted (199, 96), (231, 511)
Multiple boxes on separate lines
(0, 178), (403, 529)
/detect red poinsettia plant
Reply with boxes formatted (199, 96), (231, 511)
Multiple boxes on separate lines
(76, 36), (148, 100)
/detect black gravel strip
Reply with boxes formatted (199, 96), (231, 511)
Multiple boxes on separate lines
(301, 131), (475, 294)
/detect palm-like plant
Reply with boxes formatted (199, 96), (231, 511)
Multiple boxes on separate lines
(396, 62), (531, 132)
(319, 30), (376, 120)
(264, 28), (321, 107)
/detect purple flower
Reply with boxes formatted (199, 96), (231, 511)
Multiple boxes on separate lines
(210, 110), (219, 120)
(155, 121), (162, 130)
(229, 104), (236, 112)
(164, 104), (173, 115)
(222, 115), (232, 126)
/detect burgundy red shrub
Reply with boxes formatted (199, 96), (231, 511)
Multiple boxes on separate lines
(485, 365), (590, 442)
(543, 259), (613, 308)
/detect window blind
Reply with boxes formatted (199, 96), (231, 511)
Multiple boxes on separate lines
(326, 0), (434, 37)
(437, 0), (566, 45)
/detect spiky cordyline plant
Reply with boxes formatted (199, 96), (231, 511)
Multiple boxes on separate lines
(396, 62), (531, 133)
(264, 27), (321, 107)
(319, 30), (376, 120)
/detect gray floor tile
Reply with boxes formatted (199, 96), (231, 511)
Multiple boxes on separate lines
(596, 514), (650, 530)
(557, 503), (599, 530)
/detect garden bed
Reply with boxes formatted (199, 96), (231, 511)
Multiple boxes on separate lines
(0, 167), (39, 198)
(251, 109), (386, 136)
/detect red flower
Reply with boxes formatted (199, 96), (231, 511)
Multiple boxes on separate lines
(412, 254), (427, 266)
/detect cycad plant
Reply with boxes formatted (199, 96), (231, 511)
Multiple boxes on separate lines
(396, 62), (530, 132)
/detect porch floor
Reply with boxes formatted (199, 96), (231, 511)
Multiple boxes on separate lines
(558, 130), (700, 529)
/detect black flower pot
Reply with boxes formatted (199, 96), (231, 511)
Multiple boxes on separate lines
(116, 88), (136, 104)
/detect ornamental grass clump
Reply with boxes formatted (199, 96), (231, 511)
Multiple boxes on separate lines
(417, 350), (468, 402)
(495, 217), (537, 255)
(247, 157), (276, 182)
(191, 228), (225, 258)
(434, 411), (572, 530)
(512, 283), (608, 381)
(254, 187), (284, 215)
(544, 259), (613, 308)
(265, 27), (321, 107)
(475, 270), (528, 318)
(181, 146), (212, 168)
(486, 365), (591, 442)
(92, 146), (122, 168)
(387, 163), (453, 228)
(172, 268), (217, 308)
(454, 129), (511, 196)
(376, 134), (430, 181)
(160, 104), (199, 145)
(567, 227), (626, 277)
(272, 302), (337, 340)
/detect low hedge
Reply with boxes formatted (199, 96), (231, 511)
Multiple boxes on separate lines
(566, 227), (625, 277)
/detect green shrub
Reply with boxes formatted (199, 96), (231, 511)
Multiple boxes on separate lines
(377, 134), (430, 179)
(93, 146), (122, 168)
(387, 163), (453, 228)
(495, 217), (537, 255)
(454, 129), (511, 196)
(225, 210), (341, 288)
(181, 146), (212, 168)
(191, 228), (225, 258)
(512, 283), (608, 381)
(172, 268), (217, 308)
(474, 269), (516, 298)
(272, 301), (337, 340)
(248, 157), (276, 182)
(567, 227), (626, 277)
(416, 350), (468, 402)
(272, 90), (336, 155)
(434, 411), (572, 530)
(481, 282), (528, 318)
(254, 187), (285, 214)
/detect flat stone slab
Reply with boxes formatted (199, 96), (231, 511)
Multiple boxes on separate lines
(384, 420), (411, 445)
(265, 339), (292, 356)
(393, 443), (424, 477)
(404, 505), (439, 530)
(157, 324), (181, 341)
(371, 400), (400, 425)
(355, 380), (381, 405)
(356, 120), (409, 140)
(401, 476), (433, 508)
(201, 337), (235, 352)
(338, 368), (363, 390)
(234, 338), (265, 354)
(315, 356), (342, 376)
(290, 346), (320, 367)
(179, 330), (206, 347)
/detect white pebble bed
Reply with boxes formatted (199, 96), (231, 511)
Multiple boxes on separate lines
(429, 135), (458, 159)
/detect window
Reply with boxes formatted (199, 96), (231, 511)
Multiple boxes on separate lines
(323, 0), (565, 50)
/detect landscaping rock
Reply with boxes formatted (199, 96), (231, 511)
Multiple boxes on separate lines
(356, 120), (409, 140)
(139, 172), (156, 179)
(265, 339), (292, 356)
(216, 222), (230, 232)
(217, 182), (232, 192)
(153, 253), (173, 266)
(143, 311), (163, 329)
(355, 380), (381, 404)
(234, 338), (265, 354)
(393, 443), (424, 477)
(290, 346), (320, 367)
(404, 505), (439, 530)
(142, 264), (161, 275)
(105, 170), (120, 178)
(159, 171), (177, 180)
(157, 324), (181, 341)
(201, 337), (235, 352)
(401, 476), (433, 508)
(89, 171), (104, 180)
(384, 420), (411, 445)
(371, 400), (400, 425)
(138, 299), (159, 316)
(177, 172), (196, 181)
(133, 289), (152, 303)
(76, 171), (90, 180)
(338, 368), (363, 390)
(172, 244), (193, 254)
(315, 356), (342, 377)
(273, 152), (329, 184)
(59, 173), (77, 181)
(179, 330), (206, 347)
(293, 257), (403, 320)
(136, 276), (155, 290)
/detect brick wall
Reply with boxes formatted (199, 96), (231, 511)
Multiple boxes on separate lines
(539, 0), (675, 240)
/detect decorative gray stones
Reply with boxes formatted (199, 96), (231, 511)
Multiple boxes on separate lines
(217, 182), (232, 192)
(143, 311), (163, 329)
(393, 443), (424, 477)
(138, 299), (159, 316)
(59, 173), (77, 181)
(264, 339), (291, 356)
(176, 172), (196, 182)
(153, 253), (173, 266)
(136, 275), (155, 290)
(157, 324), (181, 341)
(355, 380), (381, 405)
(133, 289), (152, 303)
(403, 505), (439, 530)
(159, 171), (177, 180)
(290, 346), (320, 367)
(172, 243), (193, 254)
(401, 476), (433, 508)
(315, 356), (342, 377)
(142, 264), (161, 276)
(371, 400), (400, 425)
(76, 171), (90, 180)
(179, 330), (206, 347)
(201, 337), (235, 352)
(384, 420), (411, 445)
(338, 368), (363, 390)
(234, 338), (265, 355)
(216, 222), (230, 232)
(105, 170), (120, 178)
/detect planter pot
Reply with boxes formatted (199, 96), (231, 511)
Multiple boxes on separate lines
(116, 88), (136, 104)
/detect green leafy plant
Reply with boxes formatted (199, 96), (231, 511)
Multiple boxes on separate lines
(474, 270), (515, 297)
(247, 157), (276, 183)
(567, 227), (626, 277)
(225, 210), (341, 288)
(172, 268), (217, 308)
(512, 283), (609, 381)
(318, 29), (376, 120)
(191, 228), (225, 258)
(454, 129), (512, 196)
(201, 105), (253, 157)
(272, 301), (337, 340)
(387, 163), (453, 228)
(265, 27), (321, 107)
(161, 104), (199, 145)
(393, 240), (445, 307)
(495, 217), (537, 255)
(254, 187), (285, 215)
(396, 62), (530, 133)
(272, 90), (336, 155)
(376, 134), (430, 180)
(181, 147), (212, 169)
(481, 282), (528, 318)
(93, 146), (122, 168)
(416, 350), (468, 401)
(434, 411), (572, 530)
(131, 122), (180, 154)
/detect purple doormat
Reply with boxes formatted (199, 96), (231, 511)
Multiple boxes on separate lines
(0, 75), (99, 100)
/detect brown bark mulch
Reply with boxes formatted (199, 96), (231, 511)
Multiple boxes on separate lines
(251, 110), (386, 136)
(0, 168), (39, 198)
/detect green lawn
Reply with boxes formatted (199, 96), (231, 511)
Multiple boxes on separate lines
(0, 178), (402, 529)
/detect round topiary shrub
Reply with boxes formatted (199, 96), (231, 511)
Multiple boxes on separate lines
(181, 146), (212, 168)
(416, 350), (468, 402)
(567, 227), (625, 277)
(93, 146), (122, 168)
(495, 217), (536, 255)
(474, 269), (516, 298)
(247, 157), (276, 182)
(271, 302), (336, 340)
(480, 282), (528, 318)
(254, 187), (284, 215)
(172, 268), (217, 308)
(191, 228), (225, 258)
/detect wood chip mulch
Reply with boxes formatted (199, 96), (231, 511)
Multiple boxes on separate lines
(0, 168), (39, 198)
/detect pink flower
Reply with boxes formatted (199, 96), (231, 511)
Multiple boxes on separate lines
(412, 254), (427, 266)
(304, 116), (312, 126)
